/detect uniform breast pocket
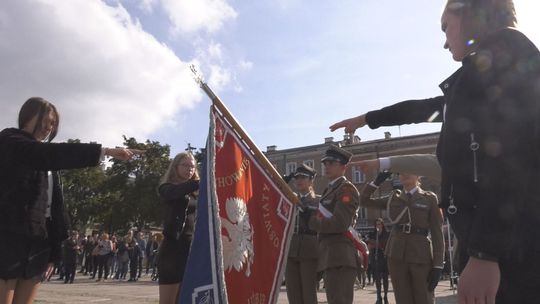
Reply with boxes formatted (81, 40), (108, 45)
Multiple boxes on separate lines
(411, 201), (431, 224)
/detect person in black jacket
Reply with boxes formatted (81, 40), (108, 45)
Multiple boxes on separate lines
(330, 1), (540, 303)
(157, 152), (199, 304)
(0, 97), (142, 304)
(62, 231), (80, 284)
(366, 219), (390, 304)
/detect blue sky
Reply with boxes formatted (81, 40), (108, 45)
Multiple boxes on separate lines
(1, 0), (538, 156)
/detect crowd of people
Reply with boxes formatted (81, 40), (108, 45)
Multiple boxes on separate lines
(48, 230), (161, 284)
(1, 0), (539, 303)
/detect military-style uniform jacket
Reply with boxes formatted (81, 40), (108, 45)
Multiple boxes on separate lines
(361, 184), (444, 267)
(309, 176), (360, 271)
(288, 191), (320, 259)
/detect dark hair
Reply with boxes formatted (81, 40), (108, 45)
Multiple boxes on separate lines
(445, 0), (517, 45)
(18, 97), (59, 142)
(374, 217), (387, 233)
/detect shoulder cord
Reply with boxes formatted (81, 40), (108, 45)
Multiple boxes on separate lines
(385, 190), (411, 225)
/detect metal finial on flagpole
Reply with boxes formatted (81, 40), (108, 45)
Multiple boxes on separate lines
(190, 64), (217, 100)
(190, 64), (204, 87)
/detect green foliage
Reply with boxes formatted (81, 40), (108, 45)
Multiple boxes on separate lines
(62, 137), (173, 234)
(62, 137), (207, 235)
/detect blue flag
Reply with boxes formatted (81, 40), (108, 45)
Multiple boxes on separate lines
(179, 114), (227, 304)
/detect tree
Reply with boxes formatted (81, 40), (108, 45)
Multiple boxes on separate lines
(104, 136), (171, 233)
(62, 140), (109, 233)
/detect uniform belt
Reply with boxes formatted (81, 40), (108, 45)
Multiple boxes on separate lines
(394, 224), (428, 236)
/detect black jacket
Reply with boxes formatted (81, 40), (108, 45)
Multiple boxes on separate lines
(158, 180), (199, 240)
(365, 28), (540, 260)
(0, 128), (101, 262)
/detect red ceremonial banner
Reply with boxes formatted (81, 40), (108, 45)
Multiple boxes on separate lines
(213, 110), (295, 304)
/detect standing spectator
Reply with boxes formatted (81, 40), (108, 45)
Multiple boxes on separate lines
(367, 219), (390, 304)
(365, 234), (374, 287)
(108, 235), (118, 278)
(114, 236), (130, 281)
(77, 234), (87, 274)
(62, 231), (80, 284)
(88, 234), (99, 279)
(0, 97), (141, 304)
(95, 233), (113, 282)
(146, 234), (159, 275)
(157, 152), (199, 303)
(135, 232), (146, 278)
(355, 235), (369, 290)
(127, 236), (141, 282)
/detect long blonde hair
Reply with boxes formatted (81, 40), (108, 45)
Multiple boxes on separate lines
(160, 152), (199, 186)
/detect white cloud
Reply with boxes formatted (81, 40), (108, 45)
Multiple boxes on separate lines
(207, 42), (223, 60)
(160, 0), (237, 34)
(208, 64), (231, 90)
(238, 60), (253, 71)
(0, 0), (202, 147)
(138, 0), (157, 13)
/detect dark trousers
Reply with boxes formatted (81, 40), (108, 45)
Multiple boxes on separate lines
(129, 258), (138, 279)
(372, 257), (389, 299)
(64, 263), (76, 283)
(137, 256), (143, 277)
(115, 261), (128, 279)
(83, 254), (93, 274)
(96, 255), (109, 279)
(146, 255), (155, 274)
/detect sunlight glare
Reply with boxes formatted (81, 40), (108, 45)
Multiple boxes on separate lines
(514, 0), (540, 47)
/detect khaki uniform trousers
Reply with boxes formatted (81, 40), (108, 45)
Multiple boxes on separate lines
(323, 266), (357, 304)
(387, 257), (434, 304)
(285, 256), (318, 304)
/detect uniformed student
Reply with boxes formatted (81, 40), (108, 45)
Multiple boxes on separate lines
(285, 164), (320, 304)
(361, 172), (444, 304)
(309, 145), (360, 304)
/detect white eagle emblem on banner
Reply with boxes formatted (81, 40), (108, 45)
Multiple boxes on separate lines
(221, 197), (254, 276)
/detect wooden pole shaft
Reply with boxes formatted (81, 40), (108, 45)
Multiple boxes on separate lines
(199, 82), (299, 205)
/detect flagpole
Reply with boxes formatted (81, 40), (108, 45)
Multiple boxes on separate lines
(191, 65), (300, 205)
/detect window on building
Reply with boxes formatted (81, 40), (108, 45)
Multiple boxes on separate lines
(286, 162), (297, 175)
(358, 207), (367, 220)
(303, 159), (314, 169)
(352, 167), (366, 183)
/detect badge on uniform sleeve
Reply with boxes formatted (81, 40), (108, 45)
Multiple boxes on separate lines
(340, 184), (356, 205)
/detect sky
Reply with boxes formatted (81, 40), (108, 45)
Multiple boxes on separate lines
(1, 0), (539, 156)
